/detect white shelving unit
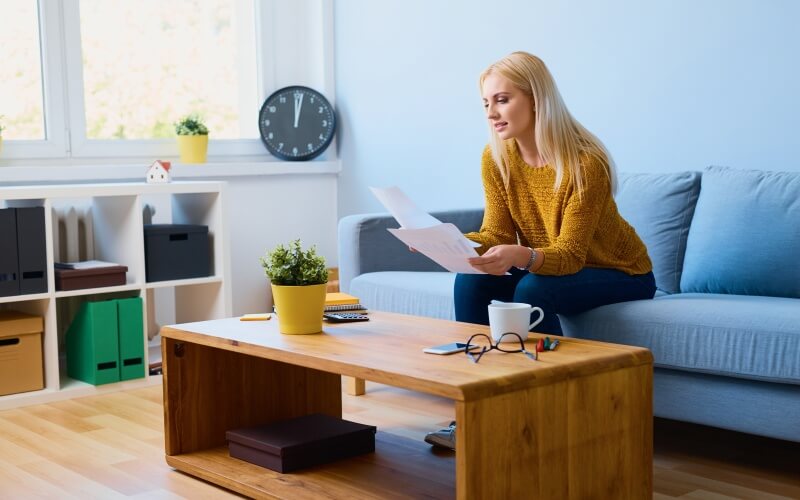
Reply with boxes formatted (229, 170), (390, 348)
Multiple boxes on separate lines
(0, 181), (231, 410)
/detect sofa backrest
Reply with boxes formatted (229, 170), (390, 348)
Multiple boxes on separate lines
(680, 166), (800, 298)
(615, 171), (702, 294)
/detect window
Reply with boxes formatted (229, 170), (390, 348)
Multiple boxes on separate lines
(77, 0), (258, 141)
(0, 0), (46, 140)
(0, 0), (277, 161)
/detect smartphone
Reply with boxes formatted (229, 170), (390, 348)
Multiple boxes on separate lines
(423, 342), (480, 355)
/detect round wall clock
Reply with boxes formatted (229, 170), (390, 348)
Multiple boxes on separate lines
(258, 86), (336, 161)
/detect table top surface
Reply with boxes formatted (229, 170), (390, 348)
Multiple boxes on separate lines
(161, 311), (652, 401)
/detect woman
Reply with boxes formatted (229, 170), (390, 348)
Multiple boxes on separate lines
(456, 51), (655, 335)
(425, 51), (656, 451)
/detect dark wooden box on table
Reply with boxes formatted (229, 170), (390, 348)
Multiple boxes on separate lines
(226, 413), (377, 473)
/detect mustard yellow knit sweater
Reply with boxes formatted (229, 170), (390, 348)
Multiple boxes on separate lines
(464, 143), (652, 276)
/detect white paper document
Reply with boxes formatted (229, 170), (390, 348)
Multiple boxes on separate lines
(369, 186), (442, 229)
(370, 186), (485, 274)
(54, 260), (121, 270)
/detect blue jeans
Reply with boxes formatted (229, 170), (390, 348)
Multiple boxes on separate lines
(454, 268), (656, 335)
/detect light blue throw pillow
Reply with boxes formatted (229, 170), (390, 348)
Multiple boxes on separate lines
(616, 171), (701, 294)
(680, 166), (800, 298)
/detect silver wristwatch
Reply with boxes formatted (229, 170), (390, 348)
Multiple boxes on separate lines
(516, 247), (537, 271)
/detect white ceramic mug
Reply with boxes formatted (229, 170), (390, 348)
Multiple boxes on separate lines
(487, 302), (545, 343)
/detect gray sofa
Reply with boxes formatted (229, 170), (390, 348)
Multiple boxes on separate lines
(338, 166), (800, 442)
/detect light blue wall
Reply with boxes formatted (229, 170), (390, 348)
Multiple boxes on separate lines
(334, 0), (800, 216)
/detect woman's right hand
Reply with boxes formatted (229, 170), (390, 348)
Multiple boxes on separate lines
(468, 244), (528, 275)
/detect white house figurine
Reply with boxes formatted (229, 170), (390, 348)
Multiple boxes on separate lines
(146, 160), (171, 183)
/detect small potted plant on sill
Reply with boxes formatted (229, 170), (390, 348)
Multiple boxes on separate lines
(260, 239), (328, 334)
(174, 113), (209, 164)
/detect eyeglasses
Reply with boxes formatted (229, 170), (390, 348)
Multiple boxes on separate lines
(465, 333), (538, 363)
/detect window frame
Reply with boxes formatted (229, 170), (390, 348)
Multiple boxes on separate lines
(2, 0), (281, 161)
(1, 0), (69, 159)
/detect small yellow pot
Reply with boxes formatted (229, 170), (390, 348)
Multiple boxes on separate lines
(271, 283), (327, 334)
(177, 135), (208, 163)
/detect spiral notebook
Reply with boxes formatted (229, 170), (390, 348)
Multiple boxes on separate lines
(324, 303), (367, 312)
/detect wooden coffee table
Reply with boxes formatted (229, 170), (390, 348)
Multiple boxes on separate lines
(161, 311), (652, 499)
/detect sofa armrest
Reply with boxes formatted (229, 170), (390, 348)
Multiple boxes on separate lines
(337, 208), (484, 293)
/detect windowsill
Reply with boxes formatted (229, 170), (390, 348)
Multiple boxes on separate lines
(0, 157), (341, 184)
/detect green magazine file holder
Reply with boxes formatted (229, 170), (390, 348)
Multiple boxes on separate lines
(66, 300), (120, 385)
(117, 297), (145, 381)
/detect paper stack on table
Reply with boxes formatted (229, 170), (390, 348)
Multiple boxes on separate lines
(369, 186), (485, 274)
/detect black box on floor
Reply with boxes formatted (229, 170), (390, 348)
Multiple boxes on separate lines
(144, 224), (210, 282)
(226, 413), (377, 473)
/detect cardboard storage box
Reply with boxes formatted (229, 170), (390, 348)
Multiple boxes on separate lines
(0, 310), (44, 396)
(144, 224), (210, 282)
(226, 413), (377, 473)
(55, 265), (128, 291)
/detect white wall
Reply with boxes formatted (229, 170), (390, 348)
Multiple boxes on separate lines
(224, 173), (338, 314)
(334, 0), (800, 216)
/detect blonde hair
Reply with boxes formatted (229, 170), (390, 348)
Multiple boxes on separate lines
(479, 51), (616, 195)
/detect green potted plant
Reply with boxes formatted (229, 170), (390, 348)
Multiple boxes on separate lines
(260, 239), (329, 334)
(174, 113), (209, 163)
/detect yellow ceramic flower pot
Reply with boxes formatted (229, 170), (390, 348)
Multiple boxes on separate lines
(177, 134), (208, 163)
(271, 283), (327, 334)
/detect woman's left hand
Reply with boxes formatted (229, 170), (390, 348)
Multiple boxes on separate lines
(468, 244), (523, 275)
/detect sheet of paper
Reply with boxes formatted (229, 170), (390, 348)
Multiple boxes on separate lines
(387, 223), (484, 274)
(369, 186), (443, 229)
(54, 260), (121, 270)
(370, 185), (480, 246)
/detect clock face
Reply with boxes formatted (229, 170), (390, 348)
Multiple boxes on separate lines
(258, 86), (336, 161)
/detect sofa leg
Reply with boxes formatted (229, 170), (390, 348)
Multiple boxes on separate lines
(345, 376), (366, 396)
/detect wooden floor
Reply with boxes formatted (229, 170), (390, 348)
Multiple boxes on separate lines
(1, 382), (798, 499)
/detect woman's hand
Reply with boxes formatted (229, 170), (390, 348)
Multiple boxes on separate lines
(468, 244), (528, 275)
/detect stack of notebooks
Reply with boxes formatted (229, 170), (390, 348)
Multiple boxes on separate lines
(325, 292), (367, 314)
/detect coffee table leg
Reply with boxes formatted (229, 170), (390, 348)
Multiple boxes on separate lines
(456, 385), (547, 499)
(345, 376), (366, 396)
(455, 364), (652, 499)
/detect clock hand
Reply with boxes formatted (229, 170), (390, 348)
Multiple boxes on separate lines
(294, 93), (304, 128)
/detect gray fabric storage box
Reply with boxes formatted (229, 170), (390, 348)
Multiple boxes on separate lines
(144, 224), (210, 282)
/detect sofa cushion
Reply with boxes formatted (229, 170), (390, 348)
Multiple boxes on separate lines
(615, 171), (701, 295)
(560, 293), (800, 384)
(680, 166), (800, 298)
(350, 271), (456, 320)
